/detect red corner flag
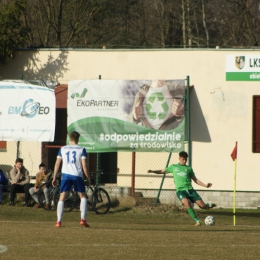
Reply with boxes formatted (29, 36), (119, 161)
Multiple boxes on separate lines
(231, 142), (237, 161)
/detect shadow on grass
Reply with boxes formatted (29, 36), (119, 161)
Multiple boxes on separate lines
(197, 209), (260, 218)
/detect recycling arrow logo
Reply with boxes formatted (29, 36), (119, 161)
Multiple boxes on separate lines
(145, 92), (169, 120)
(71, 88), (88, 99)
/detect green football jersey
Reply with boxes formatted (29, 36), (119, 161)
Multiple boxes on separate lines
(165, 163), (195, 192)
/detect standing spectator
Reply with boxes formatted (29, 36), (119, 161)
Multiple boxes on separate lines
(9, 158), (31, 206)
(29, 163), (51, 209)
(0, 169), (9, 204)
(52, 131), (91, 228)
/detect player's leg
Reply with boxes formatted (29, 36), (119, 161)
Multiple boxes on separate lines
(189, 189), (209, 209)
(183, 198), (200, 225)
(74, 177), (89, 228)
(56, 191), (67, 226)
(78, 192), (89, 227)
(79, 192), (87, 218)
(195, 199), (217, 209)
(195, 199), (207, 209)
(177, 190), (200, 225)
(193, 189), (217, 209)
(56, 178), (71, 227)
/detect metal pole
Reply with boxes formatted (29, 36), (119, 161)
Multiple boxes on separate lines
(16, 141), (20, 159)
(233, 143), (237, 226)
(16, 74), (23, 159)
(131, 152), (136, 196)
(96, 75), (102, 184)
(186, 76), (191, 166)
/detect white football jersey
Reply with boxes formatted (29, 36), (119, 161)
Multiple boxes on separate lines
(57, 145), (87, 177)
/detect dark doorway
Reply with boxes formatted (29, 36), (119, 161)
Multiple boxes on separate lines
(100, 152), (117, 183)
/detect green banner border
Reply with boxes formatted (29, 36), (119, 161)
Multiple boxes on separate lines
(226, 72), (260, 81)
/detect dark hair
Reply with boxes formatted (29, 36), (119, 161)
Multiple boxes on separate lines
(69, 131), (80, 141)
(15, 158), (23, 164)
(179, 151), (188, 158)
(39, 163), (46, 168)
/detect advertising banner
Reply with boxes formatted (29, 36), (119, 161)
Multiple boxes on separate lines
(0, 81), (55, 141)
(226, 55), (260, 81)
(68, 80), (185, 152)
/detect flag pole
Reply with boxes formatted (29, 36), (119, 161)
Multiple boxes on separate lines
(233, 156), (237, 226)
(231, 141), (238, 226)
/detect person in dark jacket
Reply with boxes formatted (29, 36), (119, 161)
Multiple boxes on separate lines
(0, 169), (9, 204)
(9, 158), (31, 206)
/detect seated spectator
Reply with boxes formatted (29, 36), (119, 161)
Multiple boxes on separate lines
(29, 163), (51, 209)
(9, 158), (31, 206)
(0, 169), (9, 204)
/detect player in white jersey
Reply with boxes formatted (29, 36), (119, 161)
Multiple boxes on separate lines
(52, 131), (91, 228)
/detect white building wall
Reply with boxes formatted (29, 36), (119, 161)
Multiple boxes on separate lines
(1, 48), (260, 192)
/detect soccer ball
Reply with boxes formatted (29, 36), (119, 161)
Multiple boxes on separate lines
(204, 216), (215, 226)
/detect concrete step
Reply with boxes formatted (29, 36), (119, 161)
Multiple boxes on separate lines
(135, 197), (160, 206)
(134, 192), (143, 198)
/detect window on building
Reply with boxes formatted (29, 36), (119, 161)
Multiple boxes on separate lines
(253, 96), (260, 152)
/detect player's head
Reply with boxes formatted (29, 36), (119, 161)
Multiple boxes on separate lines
(179, 151), (188, 158)
(69, 131), (80, 143)
(179, 151), (188, 165)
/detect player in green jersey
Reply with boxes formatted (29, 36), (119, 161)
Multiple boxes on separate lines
(148, 151), (215, 226)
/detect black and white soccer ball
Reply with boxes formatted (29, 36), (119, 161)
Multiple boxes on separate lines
(204, 216), (215, 226)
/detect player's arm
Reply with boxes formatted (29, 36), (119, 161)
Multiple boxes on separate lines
(191, 175), (212, 188)
(52, 158), (61, 187)
(147, 169), (167, 174)
(81, 157), (91, 186)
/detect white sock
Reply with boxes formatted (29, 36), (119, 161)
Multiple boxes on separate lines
(57, 201), (64, 222)
(80, 197), (87, 220)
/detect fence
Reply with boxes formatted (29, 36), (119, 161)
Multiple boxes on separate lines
(0, 78), (191, 206)
(0, 140), (181, 197)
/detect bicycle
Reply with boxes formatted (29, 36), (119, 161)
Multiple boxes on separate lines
(59, 170), (111, 214)
(85, 170), (111, 214)
(37, 172), (77, 212)
(37, 170), (111, 214)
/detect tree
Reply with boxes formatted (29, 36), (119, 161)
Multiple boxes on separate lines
(23, 0), (109, 48)
(0, 0), (29, 67)
(2, 0), (260, 62)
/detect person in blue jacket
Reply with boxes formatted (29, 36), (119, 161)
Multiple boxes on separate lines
(0, 169), (9, 204)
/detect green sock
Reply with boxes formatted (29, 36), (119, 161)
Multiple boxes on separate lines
(187, 208), (199, 222)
